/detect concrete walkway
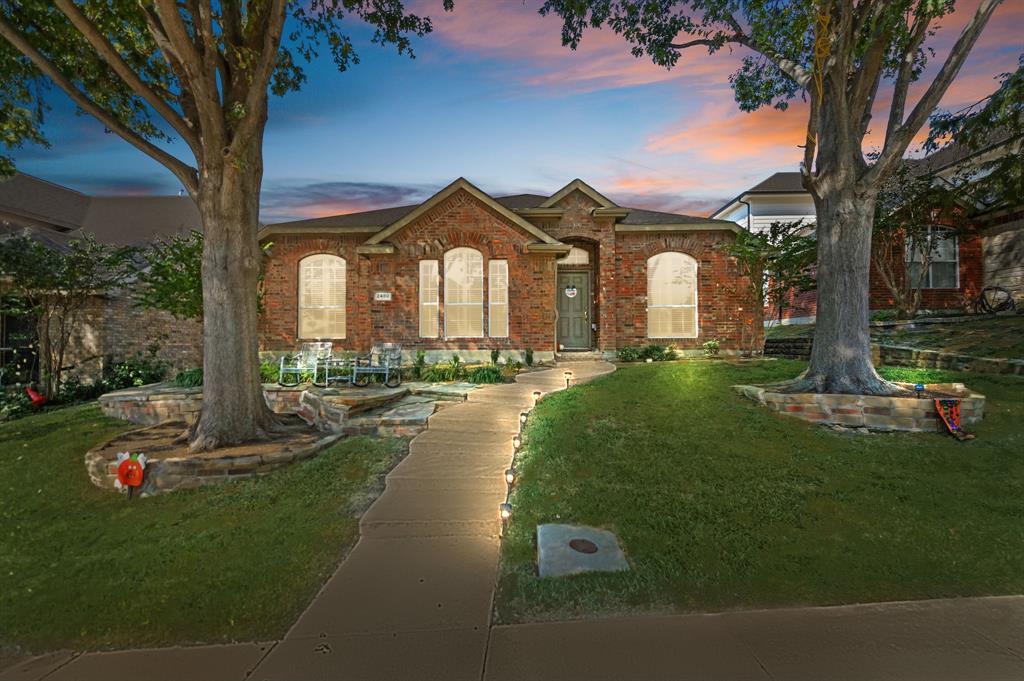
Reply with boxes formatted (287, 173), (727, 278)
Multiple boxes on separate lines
(5, 361), (1023, 680)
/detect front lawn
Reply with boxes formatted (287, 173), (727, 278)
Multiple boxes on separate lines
(495, 360), (1024, 623)
(0, 405), (405, 653)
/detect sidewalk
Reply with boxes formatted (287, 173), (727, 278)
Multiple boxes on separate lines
(4, 361), (1022, 680)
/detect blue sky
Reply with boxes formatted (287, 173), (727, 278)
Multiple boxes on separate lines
(11, 1), (1022, 222)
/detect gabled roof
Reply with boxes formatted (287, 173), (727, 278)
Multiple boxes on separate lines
(0, 173), (90, 231)
(539, 179), (617, 208)
(365, 178), (563, 246)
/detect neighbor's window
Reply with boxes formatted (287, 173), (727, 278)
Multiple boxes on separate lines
(647, 252), (697, 338)
(298, 254), (346, 338)
(557, 246), (590, 266)
(489, 260), (509, 338)
(906, 228), (959, 289)
(444, 247), (484, 338)
(419, 260), (439, 337)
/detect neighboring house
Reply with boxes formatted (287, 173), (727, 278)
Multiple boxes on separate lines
(711, 162), (997, 323)
(0, 173), (202, 382)
(259, 178), (759, 361)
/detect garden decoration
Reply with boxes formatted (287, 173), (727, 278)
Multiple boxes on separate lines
(25, 386), (47, 409)
(114, 452), (148, 499)
(934, 399), (975, 441)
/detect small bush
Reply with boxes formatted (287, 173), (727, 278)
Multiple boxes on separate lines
(702, 339), (720, 356)
(422, 355), (465, 382)
(259, 361), (279, 383)
(501, 360), (523, 381)
(524, 348), (534, 366)
(467, 365), (506, 384)
(55, 377), (106, 404)
(103, 356), (167, 390)
(0, 390), (31, 421)
(411, 350), (428, 380)
(616, 346), (640, 362)
(490, 348), (501, 365)
(174, 367), (204, 388)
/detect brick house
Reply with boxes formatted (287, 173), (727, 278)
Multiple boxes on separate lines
(712, 169), (991, 323)
(259, 178), (759, 361)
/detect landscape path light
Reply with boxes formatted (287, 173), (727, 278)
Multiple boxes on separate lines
(563, 370), (573, 388)
(504, 468), (515, 485)
(513, 434), (521, 450)
(499, 502), (512, 520)
(532, 390), (542, 405)
(520, 411), (529, 424)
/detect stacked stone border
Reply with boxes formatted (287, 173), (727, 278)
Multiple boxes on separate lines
(878, 345), (1024, 375)
(733, 382), (985, 432)
(84, 429), (344, 496)
(98, 383), (304, 426)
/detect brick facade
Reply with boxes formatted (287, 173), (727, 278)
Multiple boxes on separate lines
(259, 185), (762, 356)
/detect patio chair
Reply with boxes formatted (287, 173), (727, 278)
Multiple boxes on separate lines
(278, 342), (332, 387)
(351, 343), (403, 388)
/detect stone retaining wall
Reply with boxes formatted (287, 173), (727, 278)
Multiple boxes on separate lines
(98, 383), (306, 425)
(84, 430), (343, 496)
(878, 345), (1024, 375)
(734, 383), (985, 432)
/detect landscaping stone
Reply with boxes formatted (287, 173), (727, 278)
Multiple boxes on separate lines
(537, 524), (630, 578)
(406, 381), (478, 400)
(734, 382), (986, 433)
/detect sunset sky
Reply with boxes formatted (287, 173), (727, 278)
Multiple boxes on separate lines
(12, 0), (1023, 222)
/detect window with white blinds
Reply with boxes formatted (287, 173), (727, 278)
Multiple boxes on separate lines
(647, 252), (697, 338)
(444, 248), (484, 338)
(298, 254), (346, 339)
(419, 260), (439, 337)
(906, 228), (959, 289)
(489, 260), (509, 338)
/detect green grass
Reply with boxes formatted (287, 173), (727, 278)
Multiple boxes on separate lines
(496, 360), (1024, 623)
(767, 316), (1024, 359)
(0, 404), (405, 653)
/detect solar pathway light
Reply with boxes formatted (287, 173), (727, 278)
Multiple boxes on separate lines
(499, 502), (512, 521)
(520, 411), (529, 424)
(532, 390), (542, 405)
(915, 383), (925, 398)
(563, 370), (573, 388)
(513, 435), (522, 450)
(504, 468), (515, 485)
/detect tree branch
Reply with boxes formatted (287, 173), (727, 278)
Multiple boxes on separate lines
(0, 15), (198, 194)
(884, 12), (931, 147)
(232, 0), (288, 148)
(51, 0), (199, 153)
(869, 0), (1003, 183)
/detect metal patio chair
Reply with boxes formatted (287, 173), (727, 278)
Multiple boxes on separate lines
(278, 342), (332, 386)
(351, 343), (403, 388)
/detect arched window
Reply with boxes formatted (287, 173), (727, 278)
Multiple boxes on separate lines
(298, 254), (346, 339)
(647, 252), (697, 338)
(444, 248), (484, 338)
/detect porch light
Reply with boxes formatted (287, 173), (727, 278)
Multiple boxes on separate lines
(499, 502), (512, 520)
(532, 390), (542, 404)
(563, 370), (573, 388)
(513, 435), (522, 450)
(504, 468), (515, 485)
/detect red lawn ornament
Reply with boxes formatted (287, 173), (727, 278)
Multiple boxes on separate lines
(25, 387), (47, 409)
(114, 452), (148, 499)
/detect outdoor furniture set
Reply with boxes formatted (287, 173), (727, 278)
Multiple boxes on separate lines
(278, 342), (403, 388)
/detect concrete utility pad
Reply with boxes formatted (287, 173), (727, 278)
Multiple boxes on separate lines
(537, 524), (629, 578)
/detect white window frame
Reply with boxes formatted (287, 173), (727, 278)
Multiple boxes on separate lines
(646, 252), (698, 339)
(906, 227), (960, 289)
(297, 253), (346, 339)
(419, 260), (439, 338)
(488, 259), (509, 338)
(443, 247), (484, 339)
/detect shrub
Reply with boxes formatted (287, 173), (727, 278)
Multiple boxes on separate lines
(638, 345), (677, 362)
(702, 339), (721, 356)
(103, 356), (167, 390)
(422, 355), (465, 382)
(55, 377), (106, 404)
(411, 350), (428, 380)
(501, 360), (523, 381)
(524, 348), (534, 367)
(467, 365), (506, 384)
(490, 348), (501, 365)
(174, 367), (204, 388)
(259, 361), (279, 384)
(0, 390), (31, 421)
(616, 346), (640, 362)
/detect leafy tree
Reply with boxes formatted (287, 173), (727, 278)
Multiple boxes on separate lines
(927, 54), (1024, 210)
(0, 1), (446, 450)
(728, 220), (816, 350)
(872, 161), (972, 320)
(540, 0), (1002, 394)
(132, 230), (270, 321)
(0, 232), (130, 397)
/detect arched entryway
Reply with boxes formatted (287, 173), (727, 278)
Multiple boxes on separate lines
(556, 242), (596, 351)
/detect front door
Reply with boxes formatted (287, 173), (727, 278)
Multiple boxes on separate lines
(557, 271), (591, 350)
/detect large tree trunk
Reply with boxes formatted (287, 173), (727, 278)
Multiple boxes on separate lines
(794, 179), (903, 395)
(187, 137), (278, 452)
